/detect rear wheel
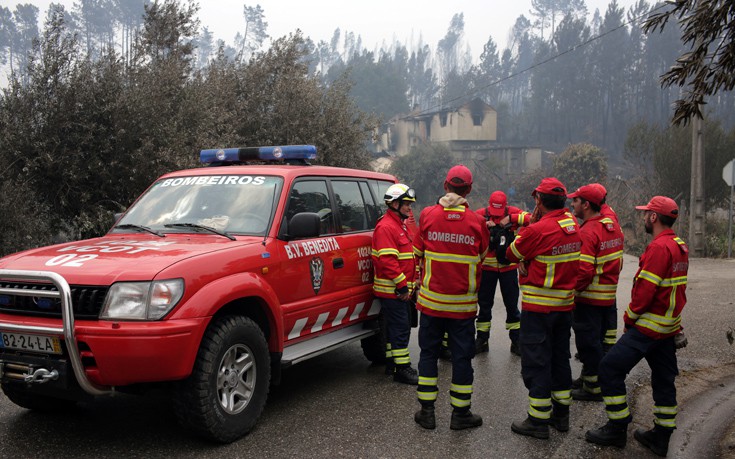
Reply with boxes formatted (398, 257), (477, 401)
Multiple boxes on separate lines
(173, 315), (270, 443)
(1, 383), (77, 412)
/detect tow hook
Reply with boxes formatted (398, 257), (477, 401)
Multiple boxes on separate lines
(1, 362), (59, 384)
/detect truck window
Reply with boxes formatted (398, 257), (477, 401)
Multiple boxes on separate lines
(286, 180), (336, 236)
(332, 180), (369, 233)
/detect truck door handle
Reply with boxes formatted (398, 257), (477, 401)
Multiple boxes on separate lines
(333, 258), (344, 269)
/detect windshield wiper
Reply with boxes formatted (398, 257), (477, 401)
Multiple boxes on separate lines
(164, 223), (236, 241)
(115, 223), (166, 237)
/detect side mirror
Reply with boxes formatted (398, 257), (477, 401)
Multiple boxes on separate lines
(287, 212), (321, 239)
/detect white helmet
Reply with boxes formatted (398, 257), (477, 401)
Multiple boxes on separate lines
(384, 183), (416, 204)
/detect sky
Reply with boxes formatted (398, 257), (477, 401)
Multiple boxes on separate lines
(20, 0), (642, 62)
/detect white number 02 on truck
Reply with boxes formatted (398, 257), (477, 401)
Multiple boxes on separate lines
(0, 145), (396, 442)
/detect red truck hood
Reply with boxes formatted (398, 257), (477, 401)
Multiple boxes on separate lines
(0, 234), (258, 285)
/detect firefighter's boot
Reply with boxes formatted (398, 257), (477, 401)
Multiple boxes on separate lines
(511, 416), (549, 439)
(571, 386), (603, 402)
(475, 331), (489, 354)
(393, 365), (418, 385)
(550, 402), (569, 432)
(509, 329), (521, 356)
(634, 425), (673, 457)
(585, 421), (627, 448)
(450, 409), (483, 430)
(414, 405), (436, 430)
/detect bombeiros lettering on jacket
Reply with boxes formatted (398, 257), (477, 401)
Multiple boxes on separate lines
(284, 237), (341, 260)
(551, 241), (582, 255)
(672, 262), (688, 273)
(599, 238), (623, 251)
(427, 231), (476, 245)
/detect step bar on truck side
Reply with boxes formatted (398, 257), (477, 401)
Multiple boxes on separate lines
(0, 269), (112, 396)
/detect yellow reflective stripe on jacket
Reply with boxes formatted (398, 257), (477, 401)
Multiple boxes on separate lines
(373, 277), (415, 294)
(597, 250), (624, 264)
(417, 295), (477, 314)
(424, 249), (481, 264)
(443, 205), (466, 212)
(413, 246), (424, 257)
(577, 282), (618, 301)
(638, 269), (663, 285)
(420, 285), (478, 304)
(635, 313), (682, 334)
(521, 285), (574, 307)
(660, 275), (687, 287)
(536, 252), (581, 264)
(559, 218), (576, 229)
(397, 252), (414, 260)
(579, 254), (596, 264)
(373, 247), (399, 257)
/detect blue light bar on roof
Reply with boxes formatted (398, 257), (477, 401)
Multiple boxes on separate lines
(200, 145), (317, 164)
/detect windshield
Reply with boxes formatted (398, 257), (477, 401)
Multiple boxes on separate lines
(115, 175), (283, 236)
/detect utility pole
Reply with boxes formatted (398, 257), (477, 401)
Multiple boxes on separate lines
(689, 115), (706, 257)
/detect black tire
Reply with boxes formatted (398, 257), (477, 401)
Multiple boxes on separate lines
(173, 315), (270, 443)
(1, 383), (77, 412)
(360, 313), (387, 364)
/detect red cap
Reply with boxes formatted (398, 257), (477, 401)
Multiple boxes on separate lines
(568, 184), (605, 206)
(635, 196), (679, 218)
(445, 165), (473, 187)
(487, 191), (507, 217)
(532, 177), (566, 196)
(590, 183), (607, 198)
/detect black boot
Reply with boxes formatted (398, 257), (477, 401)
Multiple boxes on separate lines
(509, 341), (521, 356)
(414, 405), (436, 429)
(571, 385), (603, 401)
(450, 409), (483, 430)
(585, 421), (627, 448)
(511, 416), (549, 439)
(475, 335), (489, 354)
(393, 365), (418, 385)
(634, 425), (673, 457)
(551, 402), (569, 432)
(571, 375), (583, 389)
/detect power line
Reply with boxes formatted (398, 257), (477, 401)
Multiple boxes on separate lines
(400, 2), (670, 121)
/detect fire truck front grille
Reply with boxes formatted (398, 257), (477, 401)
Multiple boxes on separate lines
(0, 282), (108, 319)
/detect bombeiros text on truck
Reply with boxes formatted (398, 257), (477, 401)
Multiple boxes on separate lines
(0, 145), (396, 442)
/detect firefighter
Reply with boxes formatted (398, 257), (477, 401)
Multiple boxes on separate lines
(372, 183), (419, 385)
(413, 165), (489, 430)
(568, 185), (624, 402)
(506, 177), (581, 440)
(586, 196), (688, 457)
(474, 190), (530, 355)
(592, 183), (620, 354)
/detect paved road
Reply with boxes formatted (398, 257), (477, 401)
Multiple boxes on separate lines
(1, 255), (733, 458)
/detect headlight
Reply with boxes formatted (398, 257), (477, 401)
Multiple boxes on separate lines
(100, 279), (184, 320)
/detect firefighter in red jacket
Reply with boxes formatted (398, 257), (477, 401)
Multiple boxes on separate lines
(568, 184), (624, 402)
(506, 177), (581, 440)
(586, 196), (688, 457)
(474, 190), (530, 355)
(413, 165), (489, 430)
(592, 183), (621, 353)
(372, 183), (419, 385)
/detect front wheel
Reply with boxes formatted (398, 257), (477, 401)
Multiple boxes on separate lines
(173, 315), (271, 443)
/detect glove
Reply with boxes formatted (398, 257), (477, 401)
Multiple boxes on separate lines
(674, 332), (688, 349)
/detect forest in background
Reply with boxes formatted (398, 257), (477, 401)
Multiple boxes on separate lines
(0, 0), (733, 257)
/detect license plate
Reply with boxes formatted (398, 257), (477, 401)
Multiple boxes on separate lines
(0, 331), (62, 355)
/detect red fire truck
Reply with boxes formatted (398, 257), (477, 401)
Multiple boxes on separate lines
(0, 145), (395, 442)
